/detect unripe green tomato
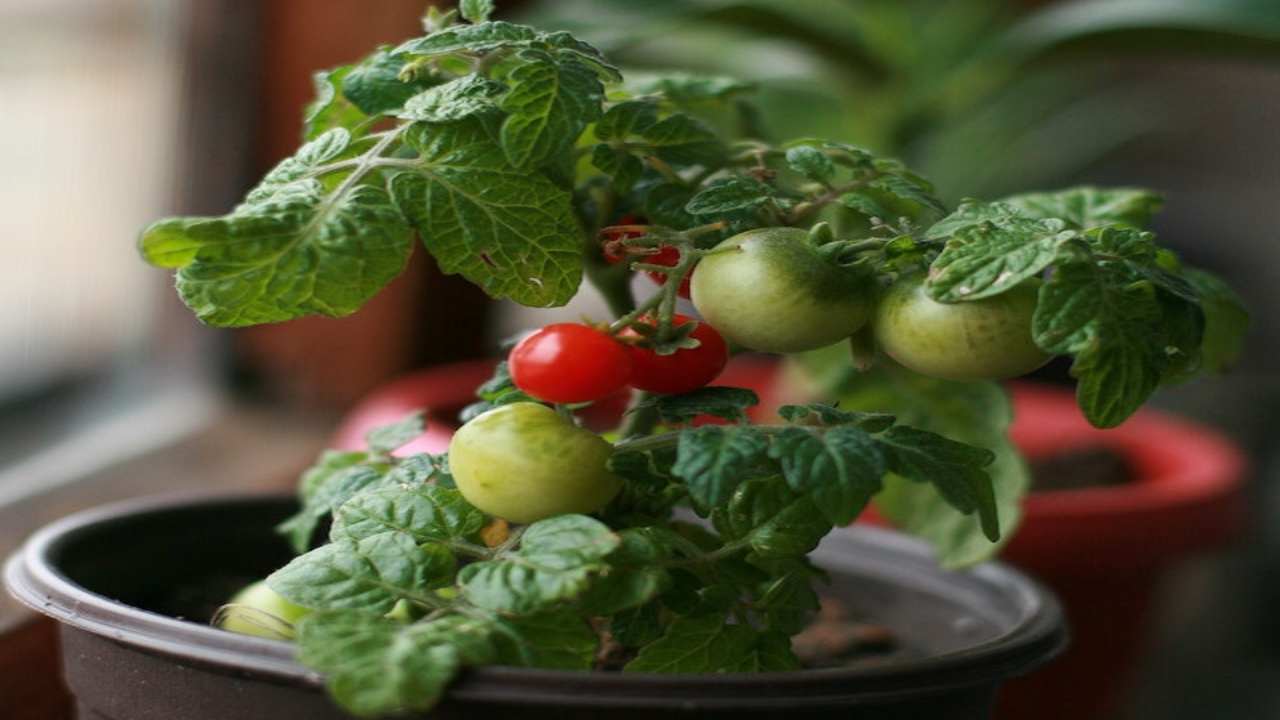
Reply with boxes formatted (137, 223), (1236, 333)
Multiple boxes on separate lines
(691, 227), (875, 354)
(874, 275), (1050, 381)
(448, 402), (621, 524)
(218, 580), (309, 640)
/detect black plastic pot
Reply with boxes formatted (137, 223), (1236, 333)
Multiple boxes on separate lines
(6, 494), (1065, 719)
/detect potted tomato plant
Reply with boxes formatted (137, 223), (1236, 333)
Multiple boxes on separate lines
(6, 2), (1247, 718)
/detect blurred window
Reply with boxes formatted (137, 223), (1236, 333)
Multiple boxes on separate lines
(0, 0), (213, 500)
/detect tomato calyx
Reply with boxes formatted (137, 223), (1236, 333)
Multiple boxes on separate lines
(619, 314), (729, 395)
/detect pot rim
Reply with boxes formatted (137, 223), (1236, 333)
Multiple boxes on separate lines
(6, 492), (1065, 709)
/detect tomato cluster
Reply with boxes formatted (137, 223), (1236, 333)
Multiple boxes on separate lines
(601, 215), (691, 298)
(461, 226), (1054, 525)
(508, 316), (729, 405)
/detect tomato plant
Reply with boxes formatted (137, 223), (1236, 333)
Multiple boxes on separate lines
(874, 275), (1049, 381)
(138, 1), (1246, 714)
(620, 313), (728, 394)
(508, 324), (632, 403)
(691, 227), (876, 353)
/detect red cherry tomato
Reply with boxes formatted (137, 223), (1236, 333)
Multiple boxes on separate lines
(620, 314), (728, 395)
(509, 324), (633, 403)
(600, 215), (692, 299)
(644, 246), (693, 300)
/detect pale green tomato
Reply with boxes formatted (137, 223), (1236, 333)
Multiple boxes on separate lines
(691, 227), (875, 353)
(874, 275), (1050, 380)
(448, 402), (621, 524)
(218, 580), (309, 640)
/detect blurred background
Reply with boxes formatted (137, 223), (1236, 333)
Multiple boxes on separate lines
(2, 0), (1279, 717)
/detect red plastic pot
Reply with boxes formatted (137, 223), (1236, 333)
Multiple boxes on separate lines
(993, 384), (1246, 720)
(334, 361), (1245, 720)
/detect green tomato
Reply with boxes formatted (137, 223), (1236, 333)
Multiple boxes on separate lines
(448, 402), (621, 524)
(218, 580), (309, 640)
(691, 227), (875, 354)
(874, 275), (1050, 380)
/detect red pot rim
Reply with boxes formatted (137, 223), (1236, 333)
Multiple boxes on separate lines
(999, 382), (1246, 571)
(1009, 382), (1245, 520)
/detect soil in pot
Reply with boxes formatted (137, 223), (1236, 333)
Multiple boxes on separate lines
(1028, 446), (1133, 493)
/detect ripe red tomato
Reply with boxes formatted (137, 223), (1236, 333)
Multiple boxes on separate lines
(620, 314), (728, 394)
(600, 215), (692, 299)
(509, 324), (632, 403)
(643, 246), (693, 299)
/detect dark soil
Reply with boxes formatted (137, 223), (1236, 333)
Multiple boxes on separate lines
(1028, 445), (1134, 492)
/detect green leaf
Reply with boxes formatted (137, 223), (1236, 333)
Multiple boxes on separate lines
(391, 118), (582, 307)
(1184, 268), (1249, 373)
(590, 143), (644, 192)
(364, 412), (425, 454)
(756, 566), (820, 635)
(304, 67), (367, 140)
(642, 181), (699, 229)
(494, 610), (598, 669)
(459, 0), (495, 23)
(498, 50), (603, 170)
(537, 31), (622, 82)
(278, 462), (390, 554)
(459, 515), (620, 614)
(685, 177), (775, 215)
(139, 151), (414, 326)
(777, 404), (895, 432)
(395, 21), (540, 57)
(610, 603), (664, 648)
(925, 200), (1026, 241)
(730, 630), (802, 672)
(624, 615), (757, 673)
(785, 145), (835, 184)
(877, 426), (999, 541)
(390, 451), (451, 485)
(343, 47), (437, 115)
(1032, 260), (1166, 427)
(817, 360), (1026, 567)
(767, 426), (884, 525)
(268, 533), (453, 613)
(712, 477), (831, 558)
(576, 529), (671, 615)
(595, 100), (723, 168)
(837, 191), (891, 220)
(630, 72), (755, 104)
(1001, 186), (1163, 230)
(870, 174), (946, 214)
(926, 219), (1076, 301)
(297, 611), (496, 717)
(331, 484), (486, 545)
(637, 386), (759, 424)
(397, 74), (504, 122)
(671, 425), (770, 508)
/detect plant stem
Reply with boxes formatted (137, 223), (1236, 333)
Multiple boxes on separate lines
(617, 390), (659, 439)
(787, 176), (877, 225)
(608, 292), (664, 334)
